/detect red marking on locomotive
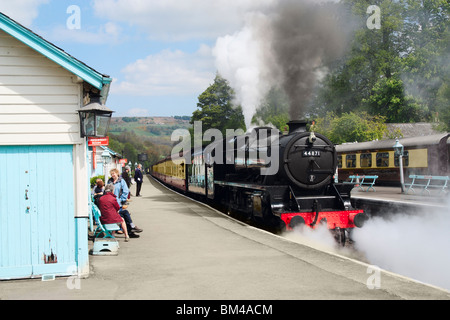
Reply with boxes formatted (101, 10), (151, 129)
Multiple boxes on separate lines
(281, 210), (365, 230)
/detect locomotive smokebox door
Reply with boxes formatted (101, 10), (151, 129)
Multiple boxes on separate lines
(283, 132), (335, 190)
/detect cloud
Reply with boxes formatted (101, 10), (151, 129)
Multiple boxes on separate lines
(92, 0), (276, 41)
(0, 0), (49, 27)
(111, 44), (215, 96)
(46, 22), (125, 45)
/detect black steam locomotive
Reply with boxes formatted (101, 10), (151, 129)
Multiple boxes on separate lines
(152, 120), (367, 245)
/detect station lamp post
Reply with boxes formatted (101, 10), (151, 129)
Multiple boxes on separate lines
(393, 139), (405, 193)
(101, 149), (112, 183)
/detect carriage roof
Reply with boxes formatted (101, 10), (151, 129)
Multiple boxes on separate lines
(336, 133), (449, 153)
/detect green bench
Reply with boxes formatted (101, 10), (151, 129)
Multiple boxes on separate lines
(92, 202), (121, 239)
(344, 175), (378, 192)
(405, 175), (449, 196)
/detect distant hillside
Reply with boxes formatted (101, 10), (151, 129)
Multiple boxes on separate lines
(108, 116), (193, 165)
(110, 116), (192, 145)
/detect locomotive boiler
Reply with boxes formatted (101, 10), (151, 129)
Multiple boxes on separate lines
(152, 120), (368, 245)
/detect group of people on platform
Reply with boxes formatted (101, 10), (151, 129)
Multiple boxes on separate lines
(92, 164), (144, 242)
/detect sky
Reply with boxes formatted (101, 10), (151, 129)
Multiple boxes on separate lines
(0, 0), (278, 118)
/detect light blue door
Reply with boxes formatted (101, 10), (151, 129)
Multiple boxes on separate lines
(0, 145), (76, 279)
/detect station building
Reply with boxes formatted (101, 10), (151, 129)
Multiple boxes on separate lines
(0, 13), (112, 279)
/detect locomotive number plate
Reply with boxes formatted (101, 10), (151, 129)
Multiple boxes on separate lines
(302, 150), (321, 157)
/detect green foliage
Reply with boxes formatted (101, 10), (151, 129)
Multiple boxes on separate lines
(313, 112), (387, 144)
(90, 175), (105, 188)
(109, 130), (171, 168)
(190, 74), (246, 143)
(146, 125), (184, 136)
(364, 76), (428, 122)
(311, 0), (449, 125)
(435, 81), (450, 131)
(174, 115), (191, 121)
(122, 117), (139, 122)
(251, 87), (291, 131)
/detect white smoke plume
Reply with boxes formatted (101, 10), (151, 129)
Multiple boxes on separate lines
(213, 12), (275, 129)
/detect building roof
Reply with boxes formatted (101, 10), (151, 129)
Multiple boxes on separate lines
(0, 12), (112, 94)
(98, 146), (122, 158)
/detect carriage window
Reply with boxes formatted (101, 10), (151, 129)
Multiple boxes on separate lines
(376, 152), (389, 167)
(337, 155), (342, 168)
(360, 153), (372, 168)
(346, 154), (356, 168)
(394, 151), (409, 167)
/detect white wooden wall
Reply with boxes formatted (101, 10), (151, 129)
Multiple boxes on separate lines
(0, 30), (83, 146)
(0, 30), (89, 218)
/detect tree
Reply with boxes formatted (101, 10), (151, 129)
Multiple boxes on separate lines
(402, 0), (449, 120)
(190, 74), (246, 141)
(313, 0), (406, 117)
(311, 0), (448, 124)
(251, 87), (290, 130)
(435, 81), (450, 131)
(364, 76), (427, 122)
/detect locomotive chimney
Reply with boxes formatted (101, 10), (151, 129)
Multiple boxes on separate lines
(287, 120), (307, 134)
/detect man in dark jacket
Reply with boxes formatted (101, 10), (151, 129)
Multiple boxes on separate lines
(135, 164), (144, 197)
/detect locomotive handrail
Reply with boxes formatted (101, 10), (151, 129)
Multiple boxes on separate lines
(405, 175), (449, 196)
(293, 145), (334, 151)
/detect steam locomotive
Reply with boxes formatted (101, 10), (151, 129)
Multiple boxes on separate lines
(152, 120), (367, 245)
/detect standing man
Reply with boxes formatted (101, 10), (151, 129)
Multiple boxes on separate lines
(135, 163), (144, 197)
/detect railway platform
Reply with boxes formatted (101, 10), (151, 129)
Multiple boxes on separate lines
(0, 176), (449, 302)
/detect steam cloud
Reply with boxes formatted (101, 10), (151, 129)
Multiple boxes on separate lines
(352, 201), (450, 291)
(213, 0), (352, 127)
(285, 199), (450, 291)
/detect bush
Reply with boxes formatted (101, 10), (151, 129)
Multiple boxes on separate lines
(313, 112), (387, 144)
(90, 175), (105, 188)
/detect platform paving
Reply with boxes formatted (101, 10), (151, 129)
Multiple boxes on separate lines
(0, 176), (449, 301)
(351, 186), (449, 209)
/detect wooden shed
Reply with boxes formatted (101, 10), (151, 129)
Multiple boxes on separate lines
(0, 13), (112, 279)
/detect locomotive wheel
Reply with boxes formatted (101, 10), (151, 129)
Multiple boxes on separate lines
(289, 216), (306, 229)
(333, 228), (346, 246)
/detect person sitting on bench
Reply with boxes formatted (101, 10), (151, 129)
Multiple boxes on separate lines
(108, 168), (143, 237)
(97, 184), (131, 241)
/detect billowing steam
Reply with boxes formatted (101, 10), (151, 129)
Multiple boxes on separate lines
(213, 0), (352, 127)
(285, 198), (450, 291)
(352, 200), (450, 291)
(270, 1), (350, 120)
